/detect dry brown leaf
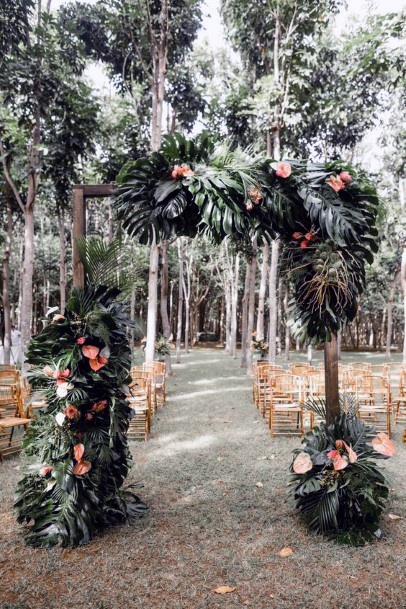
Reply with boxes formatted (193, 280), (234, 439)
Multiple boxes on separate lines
(279, 547), (293, 557)
(388, 513), (403, 520)
(256, 482), (264, 488)
(214, 586), (236, 595)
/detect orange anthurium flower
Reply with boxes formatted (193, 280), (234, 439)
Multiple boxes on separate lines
(89, 357), (107, 372)
(76, 337), (86, 345)
(327, 175), (345, 192)
(82, 345), (100, 359)
(300, 240), (309, 249)
(73, 443), (85, 462)
(73, 460), (92, 476)
(339, 171), (352, 184)
(274, 161), (292, 178)
(371, 433), (396, 457)
(39, 465), (53, 477)
(292, 452), (313, 474)
(292, 232), (303, 240)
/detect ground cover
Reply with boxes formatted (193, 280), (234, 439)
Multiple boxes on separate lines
(0, 349), (405, 609)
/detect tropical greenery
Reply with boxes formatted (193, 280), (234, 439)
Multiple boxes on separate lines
(289, 412), (395, 545)
(14, 268), (148, 547)
(116, 133), (380, 342)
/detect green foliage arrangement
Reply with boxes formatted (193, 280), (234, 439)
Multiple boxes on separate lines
(116, 133), (380, 341)
(250, 339), (269, 358)
(14, 284), (148, 547)
(289, 412), (395, 546)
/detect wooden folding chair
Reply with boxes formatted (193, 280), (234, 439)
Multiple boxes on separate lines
(356, 375), (391, 435)
(255, 365), (282, 417)
(269, 373), (304, 437)
(143, 361), (166, 408)
(0, 383), (30, 460)
(127, 376), (151, 441)
(395, 368), (406, 425)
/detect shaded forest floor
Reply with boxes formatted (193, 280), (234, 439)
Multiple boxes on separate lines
(0, 349), (405, 609)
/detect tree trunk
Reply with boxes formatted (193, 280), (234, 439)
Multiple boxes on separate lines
(246, 255), (257, 376)
(160, 240), (172, 374)
(401, 249), (406, 364)
(230, 253), (240, 358)
(268, 239), (280, 363)
(145, 0), (169, 363)
(283, 282), (290, 361)
(385, 273), (398, 359)
(58, 206), (66, 315)
(224, 280), (231, 353)
(130, 286), (136, 350)
(324, 335), (340, 425)
(145, 239), (159, 363)
(176, 238), (184, 363)
(2, 195), (12, 364)
(219, 297), (225, 345)
(240, 261), (251, 368)
(256, 243), (269, 340)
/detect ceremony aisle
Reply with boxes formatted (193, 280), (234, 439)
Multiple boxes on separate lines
(0, 349), (405, 609)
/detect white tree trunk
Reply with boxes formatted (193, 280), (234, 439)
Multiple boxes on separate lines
(230, 253), (240, 358)
(145, 239), (159, 363)
(256, 243), (269, 340)
(268, 239), (280, 364)
(246, 256), (257, 375)
(176, 238), (184, 363)
(2, 195), (12, 364)
(240, 261), (251, 368)
(401, 249), (406, 364)
(160, 240), (172, 374)
(58, 206), (66, 315)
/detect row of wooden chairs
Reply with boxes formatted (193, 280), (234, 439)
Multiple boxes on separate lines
(0, 368), (32, 460)
(127, 361), (167, 441)
(252, 362), (406, 437)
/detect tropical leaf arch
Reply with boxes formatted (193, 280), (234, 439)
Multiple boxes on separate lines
(116, 132), (380, 342)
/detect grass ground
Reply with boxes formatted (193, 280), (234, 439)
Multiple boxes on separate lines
(0, 349), (405, 609)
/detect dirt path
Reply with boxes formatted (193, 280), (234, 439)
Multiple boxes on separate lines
(0, 349), (405, 609)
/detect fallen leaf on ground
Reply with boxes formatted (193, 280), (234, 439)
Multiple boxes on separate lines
(388, 513), (403, 520)
(214, 586), (236, 595)
(256, 482), (264, 487)
(279, 547), (293, 557)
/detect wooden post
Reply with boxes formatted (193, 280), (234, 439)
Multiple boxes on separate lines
(72, 186), (86, 289)
(72, 184), (116, 289)
(324, 334), (340, 425)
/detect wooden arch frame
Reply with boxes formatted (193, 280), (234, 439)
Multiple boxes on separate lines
(72, 180), (340, 423)
(72, 183), (116, 288)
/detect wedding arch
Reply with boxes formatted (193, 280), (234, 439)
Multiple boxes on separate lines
(15, 132), (380, 547)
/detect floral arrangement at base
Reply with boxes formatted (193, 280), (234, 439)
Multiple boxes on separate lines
(289, 412), (395, 546)
(14, 284), (148, 547)
(250, 339), (269, 359)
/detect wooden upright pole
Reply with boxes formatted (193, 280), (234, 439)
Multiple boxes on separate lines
(324, 334), (340, 425)
(72, 186), (86, 289)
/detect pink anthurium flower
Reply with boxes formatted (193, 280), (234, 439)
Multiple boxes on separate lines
(339, 171), (352, 184)
(273, 161), (292, 178)
(39, 465), (53, 477)
(73, 459), (92, 476)
(89, 356), (108, 372)
(73, 443), (85, 462)
(292, 452), (313, 474)
(292, 232), (303, 240)
(327, 175), (345, 192)
(76, 337), (86, 345)
(371, 433), (396, 457)
(81, 345), (100, 359)
(43, 365), (54, 377)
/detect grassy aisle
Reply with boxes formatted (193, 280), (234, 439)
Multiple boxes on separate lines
(0, 348), (405, 609)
